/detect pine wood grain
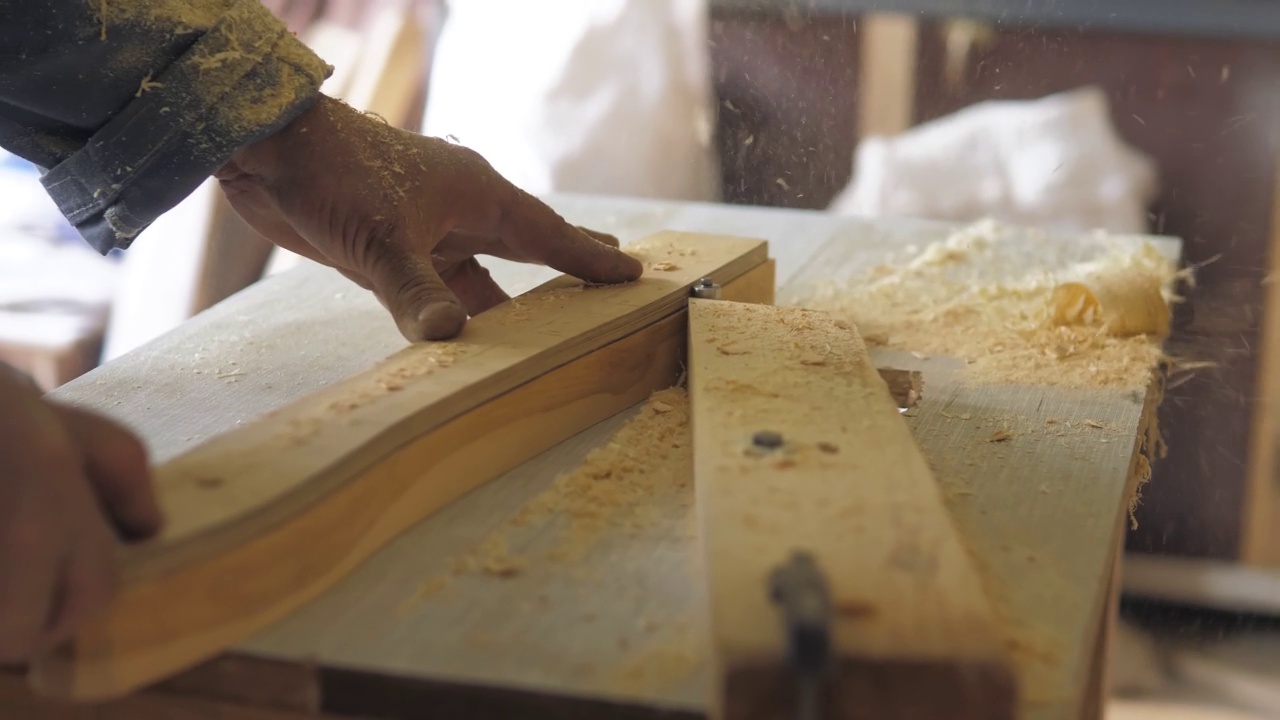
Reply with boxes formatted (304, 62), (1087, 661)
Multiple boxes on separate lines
(27, 232), (769, 702)
(688, 300), (1016, 719)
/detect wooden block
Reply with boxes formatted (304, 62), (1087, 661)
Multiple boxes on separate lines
(27, 232), (770, 702)
(687, 300), (1016, 720)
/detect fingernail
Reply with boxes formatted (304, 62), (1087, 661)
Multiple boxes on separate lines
(414, 303), (467, 341)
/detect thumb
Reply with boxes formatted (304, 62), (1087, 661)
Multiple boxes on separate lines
(51, 403), (162, 542)
(365, 243), (467, 342)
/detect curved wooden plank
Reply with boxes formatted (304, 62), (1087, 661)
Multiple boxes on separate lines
(27, 232), (769, 701)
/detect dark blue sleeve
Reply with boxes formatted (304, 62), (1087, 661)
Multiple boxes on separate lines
(0, 0), (333, 254)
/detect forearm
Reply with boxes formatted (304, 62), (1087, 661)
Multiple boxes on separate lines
(0, 0), (332, 254)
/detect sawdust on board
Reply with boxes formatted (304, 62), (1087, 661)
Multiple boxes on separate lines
(793, 219), (1189, 390)
(602, 617), (705, 696)
(448, 387), (692, 577)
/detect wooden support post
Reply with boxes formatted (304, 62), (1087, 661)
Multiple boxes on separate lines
(1244, 161), (1280, 566)
(28, 232), (771, 702)
(688, 300), (1016, 720)
(857, 12), (919, 139)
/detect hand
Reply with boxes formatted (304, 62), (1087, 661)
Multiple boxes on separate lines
(215, 94), (645, 342)
(0, 365), (161, 664)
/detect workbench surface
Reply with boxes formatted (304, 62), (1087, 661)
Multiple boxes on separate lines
(39, 194), (1181, 720)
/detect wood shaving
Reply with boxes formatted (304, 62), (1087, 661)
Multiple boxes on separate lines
(454, 536), (524, 578)
(987, 429), (1014, 443)
(1083, 419), (1107, 429)
(395, 576), (451, 617)
(650, 261), (679, 271)
(792, 220), (1185, 389)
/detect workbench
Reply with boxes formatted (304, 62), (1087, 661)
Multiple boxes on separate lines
(5, 194), (1181, 720)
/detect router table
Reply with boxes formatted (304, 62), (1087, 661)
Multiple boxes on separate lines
(4, 194), (1180, 720)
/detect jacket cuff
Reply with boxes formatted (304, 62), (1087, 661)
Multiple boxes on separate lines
(40, 0), (332, 254)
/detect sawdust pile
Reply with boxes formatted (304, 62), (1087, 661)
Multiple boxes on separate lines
(456, 387), (693, 575)
(792, 220), (1187, 389)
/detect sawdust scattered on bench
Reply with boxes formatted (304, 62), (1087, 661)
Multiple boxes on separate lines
(446, 387), (692, 579)
(793, 219), (1188, 390)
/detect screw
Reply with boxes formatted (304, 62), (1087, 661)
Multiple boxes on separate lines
(693, 277), (722, 299)
(752, 430), (784, 449)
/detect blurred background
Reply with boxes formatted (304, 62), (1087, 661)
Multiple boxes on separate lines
(2, 1), (1278, 717)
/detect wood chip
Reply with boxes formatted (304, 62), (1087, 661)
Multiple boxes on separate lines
(987, 429), (1014, 443)
(650, 261), (679, 271)
(1083, 419), (1107, 429)
(799, 353), (827, 366)
(651, 401), (674, 414)
(817, 441), (839, 454)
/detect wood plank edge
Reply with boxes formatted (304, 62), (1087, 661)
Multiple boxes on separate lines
(1070, 371), (1167, 718)
(0, 671), (330, 720)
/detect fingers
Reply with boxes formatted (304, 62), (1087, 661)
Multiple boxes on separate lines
(0, 516), (63, 663)
(575, 226), (621, 248)
(499, 190), (643, 285)
(37, 531), (117, 655)
(53, 404), (162, 542)
(366, 242), (468, 341)
(442, 259), (511, 317)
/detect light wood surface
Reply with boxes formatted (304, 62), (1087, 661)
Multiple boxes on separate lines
(1243, 162), (1280, 566)
(34, 194), (1181, 720)
(29, 231), (769, 701)
(857, 13), (919, 138)
(688, 300), (1015, 719)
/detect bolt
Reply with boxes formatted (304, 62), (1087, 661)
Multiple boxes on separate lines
(752, 430), (785, 449)
(693, 277), (722, 299)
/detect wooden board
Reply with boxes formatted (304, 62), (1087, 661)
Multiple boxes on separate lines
(25, 195), (1180, 720)
(27, 231), (770, 702)
(688, 300), (1015, 719)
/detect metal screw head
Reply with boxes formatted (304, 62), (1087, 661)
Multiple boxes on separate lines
(692, 277), (722, 299)
(752, 430), (785, 449)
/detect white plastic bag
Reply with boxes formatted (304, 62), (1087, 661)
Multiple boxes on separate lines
(830, 86), (1158, 235)
(421, 0), (720, 202)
